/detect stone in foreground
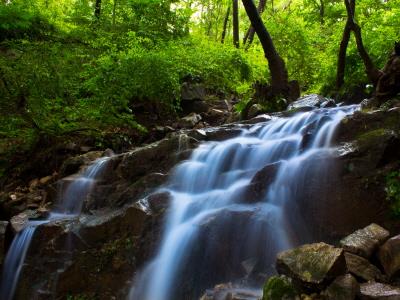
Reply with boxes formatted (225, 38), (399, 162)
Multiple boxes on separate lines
(360, 282), (400, 299)
(200, 283), (262, 300)
(340, 224), (390, 258)
(276, 242), (346, 290)
(322, 274), (359, 300)
(378, 235), (400, 278)
(344, 252), (385, 282)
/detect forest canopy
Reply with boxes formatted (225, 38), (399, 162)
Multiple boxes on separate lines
(0, 0), (399, 181)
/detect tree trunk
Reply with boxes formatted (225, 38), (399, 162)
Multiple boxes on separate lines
(242, 0), (289, 92)
(95, 0), (101, 19)
(112, 0), (117, 26)
(243, 0), (267, 47)
(319, 0), (325, 24)
(221, 5), (231, 43)
(232, 0), (240, 48)
(336, 0), (380, 90)
(336, 21), (352, 90)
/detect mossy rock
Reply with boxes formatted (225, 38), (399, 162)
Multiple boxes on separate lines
(263, 276), (298, 300)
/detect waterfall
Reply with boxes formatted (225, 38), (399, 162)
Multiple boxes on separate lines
(0, 156), (111, 300)
(130, 105), (359, 300)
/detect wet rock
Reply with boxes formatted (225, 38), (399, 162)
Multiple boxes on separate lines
(200, 283), (262, 300)
(0, 220), (8, 264)
(287, 94), (326, 110)
(178, 113), (202, 128)
(248, 104), (264, 119)
(245, 162), (281, 203)
(360, 282), (400, 299)
(181, 82), (206, 101)
(59, 151), (103, 177)
(146, 191), (172, 213)
(344, 252), (385, 282)
(320, 99), (336, 108)
(378, 235), (400, 277)
(10, 209), (44, 233)
(340, 224), (390, 258)
(262, 276), (298, 300)
(322, 274), (359, 300)
(276, 242), (346, 291)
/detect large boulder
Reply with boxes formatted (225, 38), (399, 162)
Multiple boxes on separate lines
(181, 82), (206, 101)
(287, 94), (327, 110)
(360, 282), (400, 300)
(262, 276), (298, 300)
(378, 235), (400, 278)
(322, 274), (359, 300)
(276, 243), (346, 291)
(344, 252), (385, 282)
(200, 283), (262, 300)
(340, 224), (390, 258)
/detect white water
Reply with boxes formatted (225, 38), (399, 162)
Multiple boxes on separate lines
(0, 156), (111, 300)
(131, 105), (359, 300)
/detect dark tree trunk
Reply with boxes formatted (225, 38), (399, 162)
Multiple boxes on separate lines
(335, 0), (380, 90)
(243, 0), (267, 47)
(112, 0), (117, 26)
(95, 0), (101, 19)
(241, 0), (289, 92)
(221, 5), (231, 43)
(336, 21), (352, 90)
(319, 0), (325, 24)
(232, 0), (240, 48)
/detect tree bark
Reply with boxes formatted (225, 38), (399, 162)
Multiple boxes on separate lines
(221, 5), (231, 43)
(232, 0), (240, 48)
(112, 0), (117, 26)
(336, 0), (380, 90)
(243, 0), (267, 47)
(95, 0), (101, 19)
(242, 0), (289, 91)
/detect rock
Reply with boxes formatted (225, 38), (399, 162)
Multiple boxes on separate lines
(39, 176), (53, 185)
(10, 209), (43, 233)
(59, 151), (103, 177)
(344, 252), (385, 282)
(181, 82), (206, 101)
(146, 191), (172, 213)
(340, 224), (390, 258)
(248, 104), (264, 119)
(287, 94), (326, 110)
(262, 276), (298, 300)
(320, 99), (336, 108)
(322, 274), (359, 300)
(179, 113), (202, 128)
(276, 242), (346, 291)
(244, 162), (281, 203)
(378, 235), (400, 277)
(360, 282), (400, 299)
(181, 100), (209, 114)
(0, 221), (8, 265)
(200, 283), (262, 300)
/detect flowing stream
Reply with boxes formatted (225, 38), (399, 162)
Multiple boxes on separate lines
(131, 105), (359, 300)
(0, 156), (111, 300)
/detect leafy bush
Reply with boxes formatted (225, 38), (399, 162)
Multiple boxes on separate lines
(0, 4), (54, 41)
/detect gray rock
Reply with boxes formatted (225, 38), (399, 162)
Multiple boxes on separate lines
(276, 242), (346, 290)
(378, 235), (400, 278)
(340, 223), (390, 258)
(344, 252), (385, 282)
(320, 99), (336, 108)
(287, 94), (326, 110)
(200, 283), (261, 300)
(248, 104), (264, 119)
(360, 282), (400, 299)
(179, 113), (202, 128)
(323, 274), (359, 300)
(181, 82), (206, 101)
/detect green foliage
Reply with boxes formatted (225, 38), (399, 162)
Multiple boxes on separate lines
(263, 276), (298, 300)
(0, 4), (54, 41)
(385, 170), (400, 217)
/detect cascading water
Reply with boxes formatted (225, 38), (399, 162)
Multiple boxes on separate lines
(0, 156), (111, 300)
(131, 105), (359, 300)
